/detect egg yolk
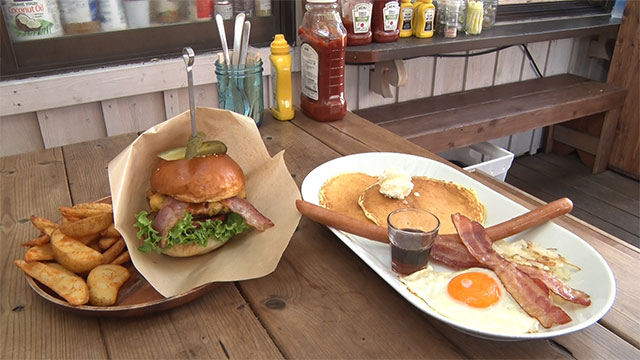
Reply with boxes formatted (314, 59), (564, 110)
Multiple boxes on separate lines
(447, 272), (501, 308)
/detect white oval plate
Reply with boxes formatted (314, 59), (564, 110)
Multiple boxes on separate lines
(300, 152), (616, 341)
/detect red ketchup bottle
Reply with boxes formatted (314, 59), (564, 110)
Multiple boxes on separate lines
(340, 0), (373, 46)
(299, 0), (348, 122)
(372, 0), (400, 43)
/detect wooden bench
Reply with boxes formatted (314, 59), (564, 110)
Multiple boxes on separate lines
(354, 74), (627, 174)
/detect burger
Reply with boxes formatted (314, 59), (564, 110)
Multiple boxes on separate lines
(135, 152), (274, 257)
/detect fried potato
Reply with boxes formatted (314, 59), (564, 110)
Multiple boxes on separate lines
(87, 265), (130, 306)
(61, 215), (81, 225)
(73, 202), (112, 211)
(102, 238), (126, 264)
(60, 212), (112, 237)
(30, 216), (59, 237)
(50, 229), (104, 273)
(74, 233), (101, 245)
(25, 244), (54, 262)
(22, 234), (50, 247)
(100, 223), (121, 238)
(14, 260), (89, 305)
(59, 207), (112, 218)
(98, 237), (118, 250)
(110, 250), (130, 265)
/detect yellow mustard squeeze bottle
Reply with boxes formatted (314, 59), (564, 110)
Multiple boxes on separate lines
(414, 0), (436, 38)
(398, 0), (414, 37)
(269, 34), (295, 121)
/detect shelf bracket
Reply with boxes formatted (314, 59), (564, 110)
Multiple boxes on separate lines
(370, 59), (408, 98)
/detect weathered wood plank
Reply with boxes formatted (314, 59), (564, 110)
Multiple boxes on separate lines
(521, 41), (549, 81)
(102, 93), (166, 136)
(37, 103), (107, 149)
(162, 84), (219, 120)
(433, 54), (466, 96)
(545, 38), (575, 76)
(0, 112), (44, 157)
(0, 148), (106, 359)
(464, 49), (496, 90)
(398, 57), (435, 101)
(494, 45), (524, 85)
(356, 74), (587, 125)
(606, 0), (639, 177)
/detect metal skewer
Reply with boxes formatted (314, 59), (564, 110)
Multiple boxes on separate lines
(182, 47), (197, 137)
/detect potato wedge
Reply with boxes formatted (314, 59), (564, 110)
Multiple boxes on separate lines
(14, 260), (89, 306)
(75, 233), (101, 245)
(60, 207), (112, 218)
(100, 223), (121, 238)
(30, 216), (58, 237)
(50, 229), (103, 273)
(110, 250), (130, 265)
(73, 202), (113, 211)
(102, 238), (126, 264)
(98, 237), (118, 250)
(60, 212), (112, 237)
(61, 215), (81, 225)
(87, 265), (130, 306)
(25, 244), (54, 262)
(22, 234), (50, 247)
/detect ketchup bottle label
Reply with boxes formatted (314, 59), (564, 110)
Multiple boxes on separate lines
(301, 43), (319, 101)
(352, 3), (373, 34)
(382, 1), (400, 31)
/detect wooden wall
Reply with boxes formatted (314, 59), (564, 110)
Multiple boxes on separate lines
(0, 36), (607, 158)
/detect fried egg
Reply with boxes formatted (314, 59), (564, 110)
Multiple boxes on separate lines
(400, 266), (540, 334)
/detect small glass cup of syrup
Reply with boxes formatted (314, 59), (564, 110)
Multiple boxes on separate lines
(387, 208), (440, 275)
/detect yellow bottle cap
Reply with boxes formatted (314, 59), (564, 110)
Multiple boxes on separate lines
(271, 34), (290, 55)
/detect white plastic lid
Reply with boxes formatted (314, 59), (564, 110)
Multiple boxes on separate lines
(307, 0), (337, 3)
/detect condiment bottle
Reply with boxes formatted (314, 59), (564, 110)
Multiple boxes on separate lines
(414, 0), (435, 38)
(269, 34), (295, 121)
(372, 0), (400, 43)
(299, 0), (347, 122)
(339, 0), (373, 46)
(398, 0), (413, 37)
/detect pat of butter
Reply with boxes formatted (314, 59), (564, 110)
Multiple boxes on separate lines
(378, 167), (414, 199)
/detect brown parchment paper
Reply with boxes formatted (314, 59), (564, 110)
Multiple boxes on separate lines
(107, 107), (301, 297)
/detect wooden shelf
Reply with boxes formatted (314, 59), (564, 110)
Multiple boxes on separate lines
(346, 15), (621, 64)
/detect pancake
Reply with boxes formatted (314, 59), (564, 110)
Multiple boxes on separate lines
(319, 172), (378, 223)
(358, 176), (486, 234)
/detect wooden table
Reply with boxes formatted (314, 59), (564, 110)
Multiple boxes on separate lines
(2, 110), (639, 359)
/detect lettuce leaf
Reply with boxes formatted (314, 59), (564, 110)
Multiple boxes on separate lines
(135, 211), (251, 254)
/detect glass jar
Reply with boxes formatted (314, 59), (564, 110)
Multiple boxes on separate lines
(372, 0), (400, 43)
(215, 58), (265, 127)
(482, 0), (497, 29)
(464, 0), (483, 35)
(339, 0), (373, 46)
(299, 0), (347, 122)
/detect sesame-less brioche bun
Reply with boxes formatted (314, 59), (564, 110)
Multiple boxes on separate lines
(150, 154), (245, 203)
(162, 239), (226, 257)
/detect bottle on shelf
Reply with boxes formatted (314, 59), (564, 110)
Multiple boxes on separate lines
(339, 0), (373, 46)
(398, 0), (414, 38)
(414, 0), (435, 38)
(372, 0), (400, 43)
(299, 0), (347, 122)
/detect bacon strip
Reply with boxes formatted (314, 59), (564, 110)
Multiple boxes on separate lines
(221, 197), (274, 231)
(452, 213), (572, 328)
(516, 264), (591, 306)
(152, 197), (188, 248)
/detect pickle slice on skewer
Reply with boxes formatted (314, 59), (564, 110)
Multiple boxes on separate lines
(157, 140), (228, 161)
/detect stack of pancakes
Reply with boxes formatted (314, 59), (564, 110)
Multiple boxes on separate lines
(318, 172), (486, 235)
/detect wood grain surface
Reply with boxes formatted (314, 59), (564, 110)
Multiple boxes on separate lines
(2, 110), (639, 359)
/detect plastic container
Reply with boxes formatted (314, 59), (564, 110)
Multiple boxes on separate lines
(215, 58), (265, 127)
(413, 0), (435, 38)
(398, 0), (413, 37)
(339, 0), (373, 46)
(372, 0), (400, 43)
(255, 0), (271, 16)
(298, 0), (347, 122)
(269, 34), (295, 121)
(186, 0), (212, 21)
(59, 0), (101, 34)
(123, 0), (150, 28)
(438, 142), (514, 181)
(1, 0), (64, 42)
(99, 0), (128, 31)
